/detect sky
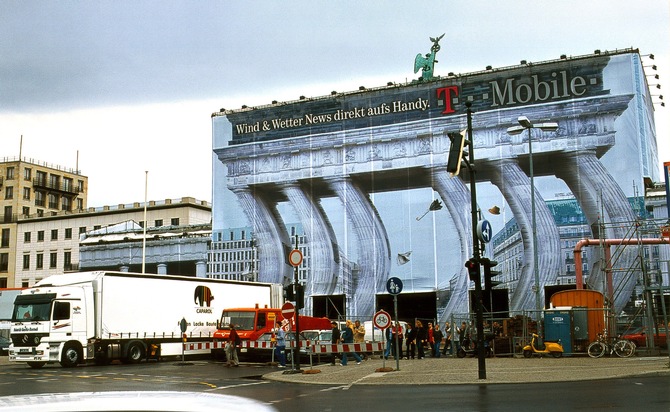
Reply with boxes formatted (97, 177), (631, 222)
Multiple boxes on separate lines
(0, 0), (668, 207)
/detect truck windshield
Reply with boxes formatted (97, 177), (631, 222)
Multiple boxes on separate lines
(220, 311), (256, 331)
(12, 303), (51, 322)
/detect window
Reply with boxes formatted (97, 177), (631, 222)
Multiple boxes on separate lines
(36, 253), (43, 269)
(24, 232), (31, 243)
(64, 228), (72, 239)
(49, 174), (60, 189)
(3, 206), (12, 223)
(79, 226), (86, 234)
(63, 177), (73, 192)
(35, 171), (46, 186)
(76, 199), (83, 211)
(61, 196), (71, 211)
(37, 231), (44, 241)
(63, 251), (71, 270)
(93, 225), (101, 230)
(23, 187), (30, 200)
(0, 253), (8, 272)
(1, 229), (9, 248)
(5, 186), (13, 199)
(171, 218), (180, 226)
(24, 168), (31, 181)
(49, 252), (57, 269)
(48, 193), (58, 209)
(51, 229), (58, 241)
(77, 180), (84, 192)
(35, 190), (45, 207)
(53, 301), (70, 321)
(22, 206), (29, 216)
(155, 219), (163, 227)
(37, 209), (43, 217)
(23, 254), (30, 270)
(0, 278), (6, 288)
(6, 167), (14, 180)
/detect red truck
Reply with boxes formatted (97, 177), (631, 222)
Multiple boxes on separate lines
(213, 305), (331, 360)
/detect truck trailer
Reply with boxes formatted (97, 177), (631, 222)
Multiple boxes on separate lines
(8, 271), (282, 368)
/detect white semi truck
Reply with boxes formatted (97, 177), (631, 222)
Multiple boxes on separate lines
(8, 271), (282, 368)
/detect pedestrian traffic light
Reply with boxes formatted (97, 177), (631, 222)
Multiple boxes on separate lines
(481, 258), (501, 291)
(465, 258), (480, 282)
(446, 130), (467, 176)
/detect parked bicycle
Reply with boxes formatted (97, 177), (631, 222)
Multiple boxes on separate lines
(587, 331), (636, 358)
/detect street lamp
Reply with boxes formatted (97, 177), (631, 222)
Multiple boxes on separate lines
(506, 116), (558, 318)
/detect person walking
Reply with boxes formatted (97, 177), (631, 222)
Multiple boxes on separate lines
(383, 325), (392, 359)
(274, 320), (287, 368)
(353, 320), (366, 360)
(433, 323), (443, 358)
(329, 321), (341, 365)
(340, 320), (362, 365)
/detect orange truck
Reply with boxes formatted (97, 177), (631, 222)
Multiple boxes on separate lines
(213, 305), (331, 360)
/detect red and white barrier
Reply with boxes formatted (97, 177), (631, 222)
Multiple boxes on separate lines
(183, 340), (384, 353)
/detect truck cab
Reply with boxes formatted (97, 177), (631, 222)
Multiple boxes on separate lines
(9, 286), (90, 368)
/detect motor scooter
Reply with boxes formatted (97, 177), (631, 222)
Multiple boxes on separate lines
(522, 333), (563, 358)
(457, 336), (492, 358)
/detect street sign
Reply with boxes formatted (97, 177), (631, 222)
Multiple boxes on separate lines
(477, 219), (493, 243)
(373, 310), (392, 329)
(281, 301), (295, 319)
(288, 249), (303, 267)
(386, 277), (403, 295)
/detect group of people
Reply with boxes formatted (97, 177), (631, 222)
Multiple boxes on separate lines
(330, 319), (365, 366)
(382, 320), (470, 360)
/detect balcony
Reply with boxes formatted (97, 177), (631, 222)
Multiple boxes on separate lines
(33, 178), (81, 196)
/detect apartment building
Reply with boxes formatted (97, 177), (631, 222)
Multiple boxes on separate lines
(0, 157), (87, 288)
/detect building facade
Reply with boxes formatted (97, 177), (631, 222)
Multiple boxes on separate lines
(16, 197), (211, 287)
(0, 157), (87, 287)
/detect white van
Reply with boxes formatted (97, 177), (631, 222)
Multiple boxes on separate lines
(363, 320), (409, 343)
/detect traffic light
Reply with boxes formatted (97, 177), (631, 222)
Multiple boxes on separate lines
(465, 258), (480, 282)
(446, 130), (467, 176)
(284, 284), (305, 308)
(481, 258), (501, 291)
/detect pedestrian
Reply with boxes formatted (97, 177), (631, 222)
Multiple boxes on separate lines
(384, 325), (392, 359)
(405, 322), (416, 359)
(391, 321), (403, 359)
(415, 320), (426, 359)
(329, 321), (341, 365)
(441, 321), (452, 356)
(353, 319), (366, 360)
(226, 323), (240, 367)
(433, 323), (443, 358)
(427, 322), (435, 356)
(340, 320), (362, 365)
(274, 320), (287, 368)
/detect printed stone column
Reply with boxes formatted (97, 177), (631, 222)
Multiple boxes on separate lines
(231, 187), (293, 285)
(431, 167), (473, 319)
(281, 182), (340, 315)
(327, 176), (391, 318)
(489, 158), (561, 313)
(555, 149), (637, 312)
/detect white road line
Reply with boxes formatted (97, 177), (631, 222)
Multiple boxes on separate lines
(205, 380), (270, 391)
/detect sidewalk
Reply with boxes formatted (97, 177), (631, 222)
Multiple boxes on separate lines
(263, 355), (670, 385)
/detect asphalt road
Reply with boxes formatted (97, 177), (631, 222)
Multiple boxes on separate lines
(0, 356), (668, 412)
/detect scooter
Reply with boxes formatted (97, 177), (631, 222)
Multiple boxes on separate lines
(522, 333), (563, 358)
(457, 336), (493, 358)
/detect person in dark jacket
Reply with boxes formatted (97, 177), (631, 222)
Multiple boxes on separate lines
(405, 322), (416, 359)
(415, 320), (427, 359)
(340, 319), (362, 365)
(330, 321), (341, 365)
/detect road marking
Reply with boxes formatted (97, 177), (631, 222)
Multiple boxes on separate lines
(205, 381), (269, 391)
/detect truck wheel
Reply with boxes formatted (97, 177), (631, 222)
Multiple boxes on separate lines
(28, 362), (45, 369)
(61, 343), (81, 368)
(124, 342), (145, 364)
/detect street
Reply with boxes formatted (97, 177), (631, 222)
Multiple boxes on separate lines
(0, 357), (668, 411)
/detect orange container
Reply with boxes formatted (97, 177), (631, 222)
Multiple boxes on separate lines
(550, 290), (605, 343)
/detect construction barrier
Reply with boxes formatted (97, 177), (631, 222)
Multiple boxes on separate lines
(183, 340), (383, 353)
(310, 342), (384, 354)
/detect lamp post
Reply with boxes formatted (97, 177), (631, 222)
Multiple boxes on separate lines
(507, 116), (558, 318)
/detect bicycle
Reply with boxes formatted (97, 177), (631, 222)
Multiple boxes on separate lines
(587, 332), (636, 358)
